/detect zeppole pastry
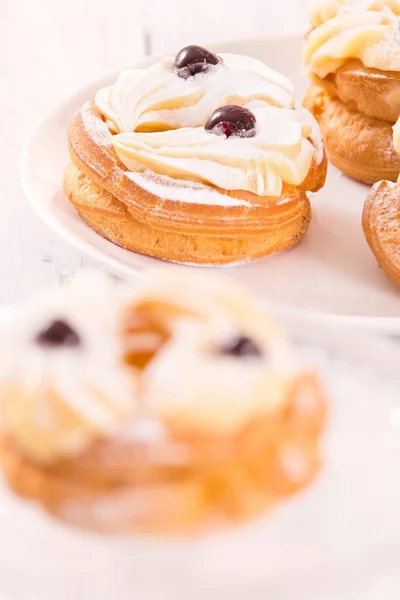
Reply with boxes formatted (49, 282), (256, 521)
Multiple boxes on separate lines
(0, 271), (326, 534)
(363, 118), (400, 287)
(303, 0), (400, 184)
(64, 46), (327, 265)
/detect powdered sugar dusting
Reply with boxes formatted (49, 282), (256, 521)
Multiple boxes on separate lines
(95, 53), (295, 134)
(81, 101), (112, 146)
(306, 2), (400, 77)
(300, 106), (324, 166)
(128, 170), (252, 207)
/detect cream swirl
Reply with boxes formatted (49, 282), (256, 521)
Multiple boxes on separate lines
(112, 104), (315, 198)
(393, 116), (400, 154)
(95, 54), (294, 134)
(123, 271), (298, 435)
(304, 0), (400, 78)
(0, 273), (136, 463)
(310, 0), (400, 27)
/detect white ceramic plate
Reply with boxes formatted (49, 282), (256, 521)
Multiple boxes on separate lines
(1, 309), (400, 599)
(21, 35), (400, 332)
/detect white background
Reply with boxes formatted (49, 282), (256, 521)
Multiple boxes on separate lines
(2, 0), (307, 304)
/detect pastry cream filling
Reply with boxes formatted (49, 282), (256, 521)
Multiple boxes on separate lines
(95, 54), (295, 133)
(304, 1), (400, 78)
(310, 0), (400, 27)
(94, 54), (317, 198)
(393, 116), (400, 153)
(126, 273), (298, 435)
(112, 105), (315, 198)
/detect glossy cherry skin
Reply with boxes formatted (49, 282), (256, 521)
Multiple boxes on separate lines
(205, 105), (257, 138)
(173, 45), (220, 78)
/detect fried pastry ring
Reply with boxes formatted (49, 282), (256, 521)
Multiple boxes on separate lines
(64, 102), (327, 266)
(363, 180), (400, 287)
(0, 272), (326, 534)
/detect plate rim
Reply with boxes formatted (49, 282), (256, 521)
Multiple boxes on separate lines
(20, 33), (400, 334)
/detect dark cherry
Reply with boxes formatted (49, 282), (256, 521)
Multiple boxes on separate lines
(219, 336), (262, 358)
(205, 105), (257, 138)
(35, 319), (81, 348)
(173, 45), (219, 78)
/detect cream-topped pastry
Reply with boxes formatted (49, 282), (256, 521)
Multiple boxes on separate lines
(303, 1), (400, 184)
(0, 271), (326, 533)
(95, 53), (294, 134)
(305, 0), (400, 78)
(65, 45), (327, 264)
(0, 273), (136, 463)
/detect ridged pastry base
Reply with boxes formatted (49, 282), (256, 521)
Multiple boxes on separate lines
(304, 86), (400, 185)
(363, 180), (400, 288)
(64, 163), (312, 266)
(0, 374), (325, 534)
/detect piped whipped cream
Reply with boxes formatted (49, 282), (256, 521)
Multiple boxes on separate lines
(95, 54), (295, 133)
(393, 117), (400, 154)
(310, 0), (400, 27)
(94, 52), (318, 198)
(305, 0), (400, 78)
(113, 104), (315, 198)
(126, 272), (297, 434)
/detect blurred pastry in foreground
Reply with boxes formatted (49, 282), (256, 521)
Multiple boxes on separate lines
(64, 46), (327, 265)
(303, 0), (400, 184)
(362, 118), (400, 287)
(0, 272), (326, 534)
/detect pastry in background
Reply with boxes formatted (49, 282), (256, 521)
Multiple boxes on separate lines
(64, 46), (327, 265)
(303, 0), (400, 184)
(0, 271), (326, 534)
(363, 118), (400, 287)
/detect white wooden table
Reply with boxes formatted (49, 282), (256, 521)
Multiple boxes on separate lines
(2, 0), (306, 304)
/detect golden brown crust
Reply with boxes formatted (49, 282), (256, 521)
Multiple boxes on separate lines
(63, 101), (327, 265)
(304, 86), (400, 184)
(0, 374), (326, 534)
(64, 162), (313, 265)
(312, 60), (400, 123)
(363, 180), (400, 288)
